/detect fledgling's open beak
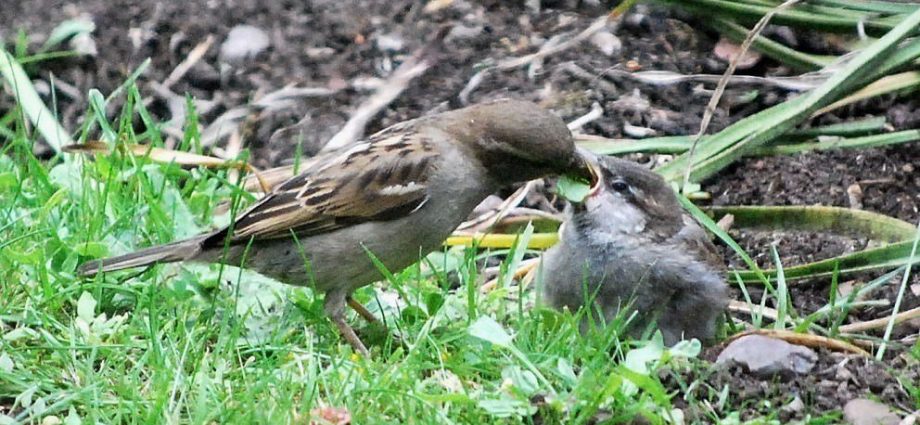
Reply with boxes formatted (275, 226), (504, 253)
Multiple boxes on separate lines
(574, 147), (603, 198)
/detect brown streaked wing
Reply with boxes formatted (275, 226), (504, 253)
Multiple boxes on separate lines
(213, 132), (439, 243)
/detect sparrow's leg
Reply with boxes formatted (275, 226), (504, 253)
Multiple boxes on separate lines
(347, 296), (379, 324)
(324, 291), (370, 357)
(348, 296), (407, 349)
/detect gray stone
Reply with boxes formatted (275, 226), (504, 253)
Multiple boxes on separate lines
(782, 396), (805, 415)
(220, 25), (270, 63)
(70, 32), (98, 57)
(590, 31), (622, 57)
(446, 24), (483, 42)
(305, 46), (336, 60)
(716, 335), (818, 380)
(843, 398), (900, 425)
(375, 33), (405, 52)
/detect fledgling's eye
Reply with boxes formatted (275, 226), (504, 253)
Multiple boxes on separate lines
(610, 179), (630, 193)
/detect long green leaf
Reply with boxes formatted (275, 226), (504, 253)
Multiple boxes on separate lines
(578, 123), (911, 157)
(707, 205), (916, 243)
(813, 0), (917, 15)
(787, 116), (888, 138)
(577, 136), (696, 156)
(733, 240), (920, 283)
(815, 71), (920, 116)
(752, 130), (920, 156)
(657, 7), (920, 183)
(658, 0), (902, 35)
(498, 222), (534, 290)
(863, 38), (920, 82)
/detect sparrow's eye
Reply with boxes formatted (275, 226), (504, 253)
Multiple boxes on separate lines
(610, 179), (630, 193)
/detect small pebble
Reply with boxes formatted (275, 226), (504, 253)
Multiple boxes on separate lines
(714, 37), (761, 69)
(305, 46), (336, 60)
(781, 396), (805, 416)
(623, 123), (657, 138)
(590, 31), (622, 57)
(32, 79), (51, 97)
(446, 24), (483, 41)
(847, 183), (864, 209)
(843, 398), (900, 425)
(716, 335), (818, 380)
(375, 33), (405, 52)
(220, 25), (270, 64)
(70, 32), (98, 57)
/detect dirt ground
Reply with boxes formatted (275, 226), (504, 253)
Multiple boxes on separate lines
(2, 0), (918, 419)
(666, 347), (919, 422)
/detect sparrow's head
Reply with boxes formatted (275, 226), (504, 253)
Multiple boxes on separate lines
(573, 154), (682, 237)
(442, 99), (592, 185)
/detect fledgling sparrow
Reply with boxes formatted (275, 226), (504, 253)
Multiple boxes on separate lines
(78, 99), (592, 356)
(542, 154), (728, 345)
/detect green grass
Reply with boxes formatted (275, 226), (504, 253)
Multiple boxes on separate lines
(3, 90), (915, 424)
(4, 6), (920, 418)
(0, 86), (708, 423)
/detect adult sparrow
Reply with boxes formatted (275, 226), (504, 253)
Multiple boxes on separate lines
(79, 99), (592, 356)
(542, 154), (728, 345)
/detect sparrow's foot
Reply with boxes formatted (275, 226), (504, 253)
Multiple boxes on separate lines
(325, 292), (370, 357)
(347, 296), (407, 350)
(347, 296), (379, 324)
(332, 314), (370, 357)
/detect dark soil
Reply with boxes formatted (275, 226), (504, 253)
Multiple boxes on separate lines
(710, 145), (920, 225)
(664, 349), (919, 422)
(3, 0), (918, 420)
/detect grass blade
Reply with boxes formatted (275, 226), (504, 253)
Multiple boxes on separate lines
(876, 221), (920, 359)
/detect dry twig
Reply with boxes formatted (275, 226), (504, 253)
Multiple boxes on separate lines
(727, 328), (870, 356)
(143, 35), (215, 113)
(481, 258), (541, 293)
(681, 0), (803, 192)
(838, 305), (920, 333)
(458, 68), (489, 105)
(495, 15), (611, 71)
(323, 27), (449, 152)
(567, 102), (604, 131)
(199, 85), (338, 149)
(560, 62), (619, 95)
(456, 181), (538, 233)
(162, 35), (215, 89)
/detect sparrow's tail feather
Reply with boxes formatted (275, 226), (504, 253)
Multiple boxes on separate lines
(77, 235), (209, 277)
